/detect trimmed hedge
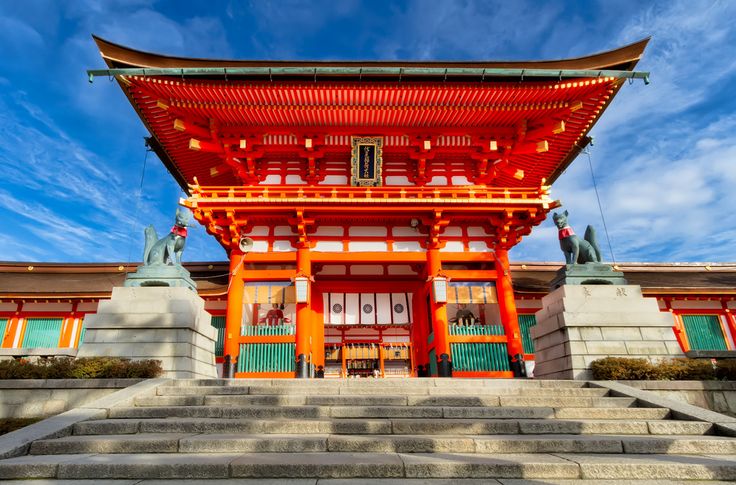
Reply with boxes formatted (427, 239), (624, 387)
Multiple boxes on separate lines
(590, 356), (736, 381)
(0, 418), (42, 436)
(0, 357), (163, 379)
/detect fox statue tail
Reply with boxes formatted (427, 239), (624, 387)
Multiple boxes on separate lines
(143, 225), (158, 264)
(583, 225), (602, 262)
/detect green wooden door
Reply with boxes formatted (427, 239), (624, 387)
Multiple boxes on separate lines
(21, 318), (63, 348)
(682, 315), (728, 351)
(518, 315), (537, 354)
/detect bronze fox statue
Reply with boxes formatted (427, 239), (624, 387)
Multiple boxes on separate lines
(552, 210), (602, 265)
(143, 208), (190, 266)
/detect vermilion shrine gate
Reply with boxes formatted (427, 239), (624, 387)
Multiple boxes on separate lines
(90, 36), (649, 378)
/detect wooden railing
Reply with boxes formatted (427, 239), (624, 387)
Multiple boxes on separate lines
(188, 184), (553, 205)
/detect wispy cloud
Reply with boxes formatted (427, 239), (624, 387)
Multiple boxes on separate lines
(514, 0), (736, 263)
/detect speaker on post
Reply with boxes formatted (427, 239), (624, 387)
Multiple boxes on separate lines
(238, 236), (254, 253)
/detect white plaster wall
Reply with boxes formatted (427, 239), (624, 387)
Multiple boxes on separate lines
(387, 265), (417, 275)
(245, 226), (270, 236)
(319, 175), (348, 184)
(350, 265), (383, 275)
(671, 300), (723, 310)
(0, 303), (18, 312)
(393, 241), (424, 252)
(23, 303), (73, 312)
(205, 300), (228, 311)
(349, 226), (387, 237)
(284, 174), (306, 184)
(442, 226), (462, 237)
(260, 174), (281, 184)
(77, 302), (99, 313)
(427, 176), (446, 186)
(385, 176), (411, 185)
(392, 226), (427, 237)
(272, 240), (296, 252)
(348, 241), (388, 252)
(468, 241), (490, 252)
(516, 299), (542, 309)
(314, 241), (344, 252)
(316, 265), (347, 275)
(440, 241), (465, 252)
(451, 175), (471, 185)
(467, 226), (489, 237)
(250, 240), (269, 252)
(273, 226), (296, 236)
(312, 226), (344, 236)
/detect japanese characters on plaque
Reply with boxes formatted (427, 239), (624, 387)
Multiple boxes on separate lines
(350, 136), (383, 186)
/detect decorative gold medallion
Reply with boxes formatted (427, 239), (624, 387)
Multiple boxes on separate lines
(350, 136), (383, 186)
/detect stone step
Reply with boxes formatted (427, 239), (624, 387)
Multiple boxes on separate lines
(496, 397), (633, 407)
(166, 378), (589, 389)
(157, 386), (253, 396)
(74, 418), (395, 436)
(2, 481), (735, 485)
(205, 386), (608, 397)
(30, 433), (736, 456)
(3, 452), (736, 480)
(110, 404), (653, 420)
(73, 417), (712, 436)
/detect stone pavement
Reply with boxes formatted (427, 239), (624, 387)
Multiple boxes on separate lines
(2, 378), (736, 482)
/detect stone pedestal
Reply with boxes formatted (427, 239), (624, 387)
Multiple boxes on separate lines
(123, 264), (196, 291)
(77, 287), (217, 379)
(532, 285), (683, 380)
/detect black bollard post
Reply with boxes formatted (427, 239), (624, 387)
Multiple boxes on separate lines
(437, 353), (453, 377)
(296, 354), (309, 378)
(509, 353), (527, 378)
(222, 355), (231, 378)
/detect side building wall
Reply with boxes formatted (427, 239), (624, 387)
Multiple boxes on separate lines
(4, 291), (735, 373)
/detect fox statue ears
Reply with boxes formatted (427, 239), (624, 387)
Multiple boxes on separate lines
(563, 210), (569, 216)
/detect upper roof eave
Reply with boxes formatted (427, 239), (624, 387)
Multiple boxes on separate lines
(92, 35), (649, 73)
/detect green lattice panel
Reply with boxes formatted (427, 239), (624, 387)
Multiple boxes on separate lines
(448, 325), (505, 336)
(21, 318), (63, 348)
(237, 343), (295, 373)
(518, 314), (537, 354)
(241, 325), (296, 336)
(0, 319), (7, 344)
(683, 315), (728, 351)
(451, 342), (511, 372)
(210, 316), (226, 356)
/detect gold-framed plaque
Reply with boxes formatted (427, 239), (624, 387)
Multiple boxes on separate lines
(350, 136), (383, 186)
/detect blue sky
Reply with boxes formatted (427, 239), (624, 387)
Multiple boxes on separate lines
(0, 0), (734, 264)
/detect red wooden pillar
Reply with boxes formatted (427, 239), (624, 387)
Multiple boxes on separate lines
(427, 247), (451, 377)
(724, 309), (736, 349)
(495, 248), (525, 377)
(411, 290), (429, 376)
(295, 246), (312, 378)
(224, 251), (245, 377)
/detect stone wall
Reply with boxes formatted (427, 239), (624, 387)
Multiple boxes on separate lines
(625, 381), (736, 417)
(0, 379), (143, 418)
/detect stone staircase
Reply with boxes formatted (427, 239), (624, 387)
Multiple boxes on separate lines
(3, 378), (736, 482)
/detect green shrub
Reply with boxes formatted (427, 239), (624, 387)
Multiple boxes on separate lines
(657, 358), (715, 380)
(0, 418), (42, 435)
(590, 357), (659, 380)
(0, 357), (163, 379)
(715, 360), (736, 380)
(590, 357), (718, 380)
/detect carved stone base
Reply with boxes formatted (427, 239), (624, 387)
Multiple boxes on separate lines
(550, 263), (628, 289)
(124, 264), (196, 291)
(77, 287), (217, 379)
(532, 284), (683, 380)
